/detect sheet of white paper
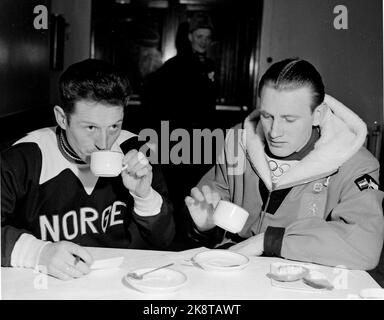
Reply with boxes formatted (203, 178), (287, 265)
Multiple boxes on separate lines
(90, 256), (124, 270)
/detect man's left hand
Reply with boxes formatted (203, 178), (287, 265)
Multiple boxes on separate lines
(121, 150), (152, 198)
(229, 233), (265, 256)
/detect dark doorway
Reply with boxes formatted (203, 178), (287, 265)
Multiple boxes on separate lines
(91, 0), (263, 250)
(91, 0), (263, 130)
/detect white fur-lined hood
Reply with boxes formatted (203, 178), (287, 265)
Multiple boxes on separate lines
(241, 94), (368, 190)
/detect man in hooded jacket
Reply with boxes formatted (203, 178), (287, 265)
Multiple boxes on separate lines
(185, 58), (384, 271)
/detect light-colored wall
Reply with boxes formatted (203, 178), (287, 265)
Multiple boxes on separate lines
(258, 0), (382, 129)
(50, 0), (92, 105)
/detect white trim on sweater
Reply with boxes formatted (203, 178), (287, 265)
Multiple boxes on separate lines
(130, 188), (163, 217)
(10, 233), (51, 269)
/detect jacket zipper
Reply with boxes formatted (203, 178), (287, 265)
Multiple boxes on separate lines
(246, 152), (274, 234)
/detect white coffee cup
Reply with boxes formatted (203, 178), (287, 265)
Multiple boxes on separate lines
(90, 151), (127, 177)
(213, 200), (250, 233)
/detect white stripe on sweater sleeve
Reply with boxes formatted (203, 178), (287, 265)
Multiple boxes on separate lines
(11, 233), (51, 269)
(129, 188), (163, 217)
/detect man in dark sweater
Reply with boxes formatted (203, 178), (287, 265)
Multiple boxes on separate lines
(1, 59), (175, 280)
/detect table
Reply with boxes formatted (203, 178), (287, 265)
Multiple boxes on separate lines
(1, 247), (380, 300)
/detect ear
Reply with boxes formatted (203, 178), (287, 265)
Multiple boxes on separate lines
(312, 102), (327, 126)
(188, 32), (192, 42)
(53, 105), (68, 130)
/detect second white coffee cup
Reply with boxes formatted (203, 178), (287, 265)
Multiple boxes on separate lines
(90, 151), (126, 177)
(213, 200), (250, 233)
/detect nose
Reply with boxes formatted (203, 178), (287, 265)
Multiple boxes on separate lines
(202, 37), (209, 47)
(269, 119), (284, 139)
(95, 130), (108, 150)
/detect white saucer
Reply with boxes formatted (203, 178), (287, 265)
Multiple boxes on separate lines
(124, 268), (187, 294)
(193, 249), (249, 272)
(359, 288), (384, 299)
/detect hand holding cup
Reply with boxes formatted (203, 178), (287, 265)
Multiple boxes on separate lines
(90, 150), (152, 198)
(121, 149), (152, 198)
(185, 185), (220, 232)
(185, 185), (249, 234)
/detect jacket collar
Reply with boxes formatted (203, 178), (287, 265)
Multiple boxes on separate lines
(242, 94), (368, 190)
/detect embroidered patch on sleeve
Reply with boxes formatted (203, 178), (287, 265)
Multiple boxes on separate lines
(354, 174), (379, 191)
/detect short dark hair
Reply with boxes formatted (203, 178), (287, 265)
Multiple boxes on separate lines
(258, 58), (325, 111)
(189, 12), (214, 33)
(59, 59), (132, 115)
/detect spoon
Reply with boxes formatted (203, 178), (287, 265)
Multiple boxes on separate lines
(126, 263), (174, 280)
(303, 271), (334, 290)
(303, 277), (334, 290)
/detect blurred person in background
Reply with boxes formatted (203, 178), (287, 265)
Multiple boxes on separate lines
(141, 11), (217, 129)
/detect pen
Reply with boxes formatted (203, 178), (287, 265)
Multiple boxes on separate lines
(73, 254), (84, 265)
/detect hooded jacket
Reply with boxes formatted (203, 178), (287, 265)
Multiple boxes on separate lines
(194, 94), (384, 270)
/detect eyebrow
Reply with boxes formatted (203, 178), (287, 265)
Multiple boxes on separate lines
(80, 119), (123, 126)
(281, 114), (300, 118)
(260, 111), (300, 118)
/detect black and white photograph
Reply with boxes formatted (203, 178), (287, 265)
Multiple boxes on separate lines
(1, 0), (383, 306)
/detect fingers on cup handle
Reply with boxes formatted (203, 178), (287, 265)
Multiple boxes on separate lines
(201, 185), (214, 204)
(137, 151), (149, 165)
(123, 149), (139, 172)
(211, 192), (221, 208)
(185, 196), (196, 208)
(123, 151), (150, 176)
(134, 166), (150, 178)
(191, 187), (204, 202)
(202, 185), (221, 207)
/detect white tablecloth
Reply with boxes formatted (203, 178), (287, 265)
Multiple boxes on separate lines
(1, 247), (380, 300)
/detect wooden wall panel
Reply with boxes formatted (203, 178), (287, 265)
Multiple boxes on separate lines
(0, 0), (50, 118)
